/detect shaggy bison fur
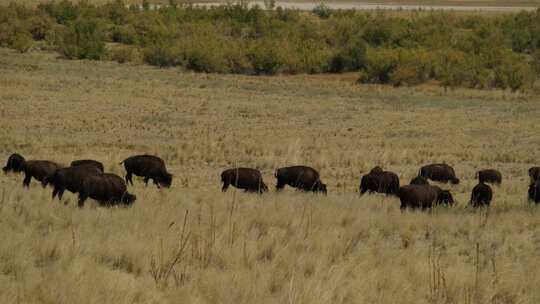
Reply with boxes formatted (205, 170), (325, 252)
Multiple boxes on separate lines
(47, 165), (103, 200)
(78, 173), (136, 207)
(410, 176), (429, 185)
(529, 180), (540, 204)
(397, 184), (454, 210)
(529, 167), (540, 184)
(419, 163), (460, 184)
(221, 168), (268, 193)
(71, 159), (104, 172)
(359, 167), (400, 196)
(476, 169), (502, 185)
(3, 153), (25, 174)
(469, 182), (493, 208)
(275, 166), (327, 194)
(121, 154), (172, 188)
(22, 160), (62, 188)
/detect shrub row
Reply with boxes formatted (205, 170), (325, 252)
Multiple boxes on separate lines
(0, 1), (538, 91)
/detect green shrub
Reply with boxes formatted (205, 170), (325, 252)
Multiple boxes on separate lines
(143, 43), (181, 67)
(330, 37), (367, 72)
(359, 48), (399, 83)
(248, 40), (286, 75)
(56, 18), (106, 60)
(493, 52), (534, 91)
(312, 3), (331, 19)
(12, 32), (33, 53)
(28, 15), (55, 40)
(109, 45), (143, 64)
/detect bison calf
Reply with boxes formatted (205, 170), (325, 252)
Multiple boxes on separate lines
(476, 169), (502, 185)
(359, 166), (400, 196)
(275, 166), (327, 194)
(121, 154), (172, 188)
(469, 182), (493, 208)
(79, 173), (136, 207)
(71, 159), (104, 173)
(398, 184), (454, 210)
(221, 168), (268, 193)
(47, 165), (103, 200)
(419, 163), (460, 184)
(3, 153), (26, 174)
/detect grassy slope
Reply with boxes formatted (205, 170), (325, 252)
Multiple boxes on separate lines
(1, 48), (540, 303)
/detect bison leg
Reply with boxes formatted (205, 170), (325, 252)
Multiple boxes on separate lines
(57, 188), (65, 200)
(125, 172), (133, 185)
(275, 180), (285, 191)
(222, 180), (230, 192)
(23, 174), (32, 188)
(153, 178), (161, 189)
(144, 177), (150, 186)
(52, 187), (59, 199)
(78, 192), (88, 208)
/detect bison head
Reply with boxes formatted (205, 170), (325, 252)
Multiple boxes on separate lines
(313, 181), (327, 194)
(450, 177), (460, 185)
(260, 183), (269, 193)
(3, 153), (25, 174)
(158, 173), (173, 188)
(437, 190), (454, 206)
(122, 192), (137, 206)
(370, 166), (384, 175)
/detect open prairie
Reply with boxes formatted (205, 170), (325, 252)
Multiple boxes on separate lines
(1, 48), (540, 303)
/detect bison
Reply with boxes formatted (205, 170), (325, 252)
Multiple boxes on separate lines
(476, 169), (502, 185)
(22, 160), (62, 188)
(359, 167), (400, 196)
(410, 176), (429, 185)
(529, 167), (540, 184)
(469, 182), (493, 208)
(78, 173), (136, 207)
(221, 168), (268, 193)
(3, 153), (26, 173)
(418, 163), (460, 184)
(71, 159), (104, 172)
(275, 166), (327, 194)
(529, 180), (540, 204)
(47, 165), (103, 200)
(397, 184), (454, 210)
(121, 154), (172, 188)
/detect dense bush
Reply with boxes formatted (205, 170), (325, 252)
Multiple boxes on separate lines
(56, 17), (106, 60)
(0, 2), (538, 90)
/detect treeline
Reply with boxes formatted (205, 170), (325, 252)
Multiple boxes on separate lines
(1, 1), (540, 91)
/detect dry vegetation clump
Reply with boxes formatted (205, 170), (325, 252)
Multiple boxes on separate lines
(0, 48), (540, 303)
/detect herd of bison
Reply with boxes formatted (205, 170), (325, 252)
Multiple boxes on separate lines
(2, 153), (540, 210)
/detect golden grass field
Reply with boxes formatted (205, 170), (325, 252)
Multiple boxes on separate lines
(2, 0), (540, 7)
(1, 47), (540, 303)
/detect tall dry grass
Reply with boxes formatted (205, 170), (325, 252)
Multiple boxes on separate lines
(0, 48), (540, 303)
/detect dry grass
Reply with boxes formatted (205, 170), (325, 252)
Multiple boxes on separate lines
(1, 48), (540, 303)
(2, 0), (539, 7)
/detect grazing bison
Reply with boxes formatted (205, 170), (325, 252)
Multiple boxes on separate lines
(71, 159), (104, 172)
(275, 166), (327, 194)
(47, 165), (103, 200)
(121, 154), (172, 188)
(78, 173), (136, 207)
(22, 160), (62, 187)
(419, 163), (460, 184)
(529, 167), (540, 184)
(221, 168), (268, 193)
(359, 167), (400, 196)
(469, 182), (493, 208)
(3, 153), (26, 173)
(410, 176), (429, 185)
(476, 169), (502, 185)
(529, 180), (540, 204)
(397, 184), (454, 210)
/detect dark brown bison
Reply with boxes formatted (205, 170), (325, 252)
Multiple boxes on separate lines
(46, 165), (103, 200)
(397, 184), (454, 210)
(529, 167), (540, 184)
(476, 169), (502, 185)
(121, 155), (172, 188)
(359, 167), (400, 196)
(3, 153), (26, 173)
(529, 180), (540, 204)
(419, 163), (460, 184)
(78, 173), (136, 207)
(22, 160), (62, 188)
(275, 166), (327, 194)
(410, 176), (429, 185)
(221, 168), (268, 193)
(469, 182), (493, 208)
(71, 159), (104, 172)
